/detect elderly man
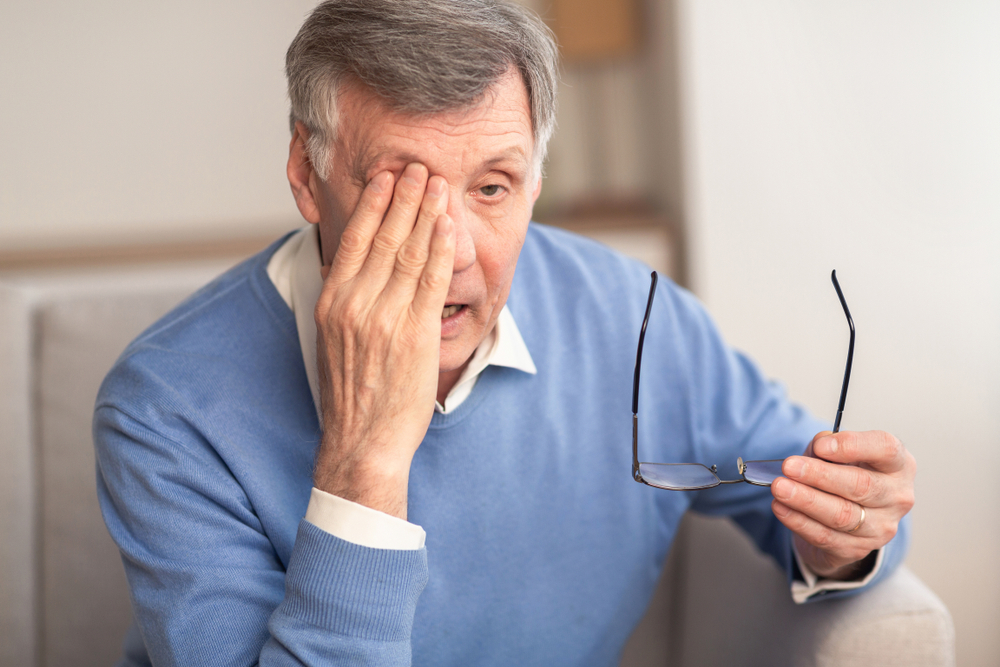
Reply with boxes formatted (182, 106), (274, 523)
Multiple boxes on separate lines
(95, 1), (915, 665)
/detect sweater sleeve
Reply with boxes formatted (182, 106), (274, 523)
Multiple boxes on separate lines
(94, 405), (428, 666)
(656, 281), (909, 602)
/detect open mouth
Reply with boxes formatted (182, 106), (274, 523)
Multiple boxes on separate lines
(441, 304), (465, 319)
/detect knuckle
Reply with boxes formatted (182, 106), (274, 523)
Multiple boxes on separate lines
(359, 183), (390, 209)
(839, 430), (860, 456)
(419, 197), (444, 221)
(419, 269), (449, 294)
(884, 522), (898, 541)
(337, 294), (365, 328)
(813, 460), (836, 488)
(338, 227), (369, 256)
(880, 430), (903, 458)
(851, 470), (877, 502)
(395, 242), (426, 275)
(781, 506), (804, 528)
(369, 309), (395, 338)
(797, 486), (819, 512)
(812, 526), (835, 550)
(370, 233), (403, 256)
(900, 489), (915, 513)
(314, 293), (332, 322)
(394, 184), (423, 208)
(835, 501), (856, 531)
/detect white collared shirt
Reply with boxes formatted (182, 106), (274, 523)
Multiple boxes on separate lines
(266, 225), (876, 598)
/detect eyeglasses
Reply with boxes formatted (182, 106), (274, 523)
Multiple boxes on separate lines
(631, 270), (855, 491)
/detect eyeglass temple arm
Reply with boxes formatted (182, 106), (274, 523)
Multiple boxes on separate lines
(633, 271), (659, 480)
(831, 270), (855, 434)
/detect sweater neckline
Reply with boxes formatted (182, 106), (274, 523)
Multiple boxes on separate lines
(426, 366), (505, 430)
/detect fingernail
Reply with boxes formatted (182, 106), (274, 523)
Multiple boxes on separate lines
(783, 457), (804, 479)
(402, 163), (425, 185)
(435, 214), (453, 236)
(371, 171), (392, 192)
(773, 478), (794, 501)
(427, 177), (446, 197)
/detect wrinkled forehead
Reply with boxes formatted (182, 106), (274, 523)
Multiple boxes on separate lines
(335, 73), (536, 185)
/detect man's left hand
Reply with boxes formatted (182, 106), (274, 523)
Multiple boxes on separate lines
(770, 430), (916, 580)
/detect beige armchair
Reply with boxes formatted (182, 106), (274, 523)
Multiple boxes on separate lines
(0, 250), (954, 667)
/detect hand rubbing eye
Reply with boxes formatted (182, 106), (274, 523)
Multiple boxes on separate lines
(479, 184), (502, 197)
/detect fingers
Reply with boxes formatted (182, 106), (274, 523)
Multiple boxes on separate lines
(773, 429), (915, 577)
(771, 500), (876, 566)
(772, 476), (871, 535)
(327, 171), (395, 285)
(811, 430), (912, 474)
(409, 214), (456, 321)
(381, 175), (450, 302)
(319, 162), (454, 329)
(772, 464), (905, 554)
(362, 163), (432, 280)
(781, 455), (890, 507)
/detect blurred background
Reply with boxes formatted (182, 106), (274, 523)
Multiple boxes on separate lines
(1, 0), (997, 665)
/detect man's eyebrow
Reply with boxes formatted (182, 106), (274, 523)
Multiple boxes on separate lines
(481, 147), (530, 172)
(352, 146), (530, 184)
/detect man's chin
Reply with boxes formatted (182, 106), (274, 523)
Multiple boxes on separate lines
(438, 351), (474, 376)
(438, 311), (494, 374)
(437, 338), (480, 376)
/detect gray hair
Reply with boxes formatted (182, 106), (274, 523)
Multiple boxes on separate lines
(285, 0), (559, 180)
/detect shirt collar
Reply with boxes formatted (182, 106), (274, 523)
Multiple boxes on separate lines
(267, 225), (535, 420)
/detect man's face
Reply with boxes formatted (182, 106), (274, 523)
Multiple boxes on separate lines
(309, 71), (540, 374)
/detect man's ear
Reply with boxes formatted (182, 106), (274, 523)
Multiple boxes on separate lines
(287, 122), (322, 225)
(531, 173), (543, 204)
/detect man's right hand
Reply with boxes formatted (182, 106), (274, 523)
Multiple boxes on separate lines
(312, 163), (456, 519)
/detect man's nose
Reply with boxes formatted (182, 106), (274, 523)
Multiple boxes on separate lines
(446, 194), (476, 274)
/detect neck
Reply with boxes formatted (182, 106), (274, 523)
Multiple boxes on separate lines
(436, 360), (471, 406)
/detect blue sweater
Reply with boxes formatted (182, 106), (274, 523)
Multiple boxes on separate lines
(95, 223), (907, 666)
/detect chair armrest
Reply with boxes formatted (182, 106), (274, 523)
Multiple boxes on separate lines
(621, 513), (954, 667)
(795, 565), (955, 667)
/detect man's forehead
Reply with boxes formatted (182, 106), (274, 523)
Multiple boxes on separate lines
(338, 73), (534, 183)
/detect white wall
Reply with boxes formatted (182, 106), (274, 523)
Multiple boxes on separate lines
(0, 1), (314, 253)
(678, 1), (1000, 664)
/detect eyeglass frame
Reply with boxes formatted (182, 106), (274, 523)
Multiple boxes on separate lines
(631, 270), (855, 491)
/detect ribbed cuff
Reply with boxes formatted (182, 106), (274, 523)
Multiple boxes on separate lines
(279, 520), (428, 640)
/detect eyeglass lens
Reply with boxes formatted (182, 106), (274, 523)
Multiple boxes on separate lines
(638, 463), (719, 490)
(637, 460), (785, 490)
(741, 460), (784, 485)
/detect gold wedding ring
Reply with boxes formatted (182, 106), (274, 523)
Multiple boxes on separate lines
(847, 505), (866, 533)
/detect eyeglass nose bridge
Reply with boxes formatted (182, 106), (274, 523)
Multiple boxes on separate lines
(714, 461), (750, 485)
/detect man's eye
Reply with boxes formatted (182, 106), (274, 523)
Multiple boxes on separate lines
(479, 184), (503, 197)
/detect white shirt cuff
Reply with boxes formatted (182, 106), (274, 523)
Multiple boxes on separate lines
(304, 487), (426, 550)
(790, 544), (884, 604)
